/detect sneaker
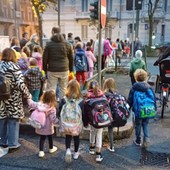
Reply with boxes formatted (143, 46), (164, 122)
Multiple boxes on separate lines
(89, 146), (95, 155)
(108, 146), (115, 152)
(73, 152), (80, 160)
(134, 140), (142, 146)
(49, 146), (58, 153)
(142, 141), (150, 148)
(65, 148), (72, 163)
(8, 143), (21, 149)
(96, 153), (103, 162)
(0, 147), (9, 157)
(39, 151), (45, 158)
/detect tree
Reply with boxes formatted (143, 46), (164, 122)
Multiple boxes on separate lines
(147, 0), (160, 49)
(30, 0), (56, 47)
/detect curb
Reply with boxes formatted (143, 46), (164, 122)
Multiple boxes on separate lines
(19, 120), (134, 140)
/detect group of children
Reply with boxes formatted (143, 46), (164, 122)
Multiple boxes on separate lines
(27, 68), (156, 164)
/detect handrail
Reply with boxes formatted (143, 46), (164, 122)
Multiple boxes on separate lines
(82, 68), (107, 90)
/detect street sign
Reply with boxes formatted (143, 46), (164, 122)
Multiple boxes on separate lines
(101, 0), (106, 29)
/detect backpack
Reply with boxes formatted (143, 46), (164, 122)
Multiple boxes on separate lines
(60, 99), (83, 136)
(74, 53), (89, 72)
(0, 64), (11, 101)
(84, 96), (113, 128)
(133, 89), (156, 119)
(29, 109), (46, 129)
(106, 92), (130, 128)
(104, 40), (113, 57)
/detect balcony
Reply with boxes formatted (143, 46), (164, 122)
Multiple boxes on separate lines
(0, 17), (14, 24)
(74, 11), (90, 20)
(141, 9), (165, 21)
(107, 11), (119, 20)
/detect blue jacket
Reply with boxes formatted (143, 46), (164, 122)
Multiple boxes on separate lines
(127, 82), (157, 117)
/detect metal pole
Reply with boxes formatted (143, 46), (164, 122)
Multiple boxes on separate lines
(98, 0), (102, 87)
(58, 0), (60, 27)
(131, 0), (135, 58)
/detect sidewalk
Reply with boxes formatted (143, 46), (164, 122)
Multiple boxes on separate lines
(1, 60), (170, 169)
(20, 56), (133, 140)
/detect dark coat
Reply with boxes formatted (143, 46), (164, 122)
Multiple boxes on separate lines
(43, 33), (73, 73)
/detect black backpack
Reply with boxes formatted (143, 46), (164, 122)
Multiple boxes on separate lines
(0, 72), (11, 101)
(84, 96), (113, 128)
(105, 91), (130, 129)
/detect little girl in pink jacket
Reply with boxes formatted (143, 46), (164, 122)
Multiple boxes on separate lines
(28, 90), (59, 158)
(85, 47), (96, 79)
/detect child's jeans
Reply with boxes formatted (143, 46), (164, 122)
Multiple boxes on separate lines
(90, 125), (103, 148)
(135, 117), (149, 143)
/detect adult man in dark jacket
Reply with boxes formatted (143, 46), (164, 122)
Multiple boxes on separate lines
(43, 27), (73, 99)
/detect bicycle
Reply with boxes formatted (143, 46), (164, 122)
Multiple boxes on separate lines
(155, 57), (170, 118)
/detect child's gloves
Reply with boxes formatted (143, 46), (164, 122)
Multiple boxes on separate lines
(68, 72), (75, 81)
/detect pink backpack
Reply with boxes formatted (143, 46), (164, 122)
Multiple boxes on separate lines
(104, 40), (113, 57)
(29, 109), (46, 129)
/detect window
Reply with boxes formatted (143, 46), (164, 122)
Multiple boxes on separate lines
(81, 25), (88, 40)
(106, 0), (113, 12)
(82, 0), (88, 12)
(164, 0), (167, 12)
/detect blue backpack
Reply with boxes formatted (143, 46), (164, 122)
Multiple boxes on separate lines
(133, 89), (156, 118)
(74, 52), (89, 72)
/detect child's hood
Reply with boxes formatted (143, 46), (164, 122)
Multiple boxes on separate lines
(87, 89), (104, 98)
(132, 82), (150, 92)
(37, 102), (53, 113)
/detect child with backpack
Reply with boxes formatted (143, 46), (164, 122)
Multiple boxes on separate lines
(85, 46), (96, 79)
(74, 43), (89, 86)
(59, 79), (83, 163)
(24, 58), (46, 102)
(127, 69), (156, 147)
(83, 80), (112, 162)
(28, 90), (59, 158)
(32, 45), (43, 70)
(103, 78), (130, 152)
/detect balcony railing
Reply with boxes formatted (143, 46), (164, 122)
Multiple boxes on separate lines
(141, 9), (165, 21)
(0, 17), (14, 24)
(107, 11), (119, 19)
(75, 11), (90, 19)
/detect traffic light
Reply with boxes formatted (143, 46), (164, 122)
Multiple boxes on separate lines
(126, 0), (142, 11)
(89, 1), (99, 19)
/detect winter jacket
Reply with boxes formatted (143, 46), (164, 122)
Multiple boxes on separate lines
(129, 58), (146, 77)
(17, 56), (29, 74)
(32, 52), (42, 70)
(127, 82), (157, 117)
(0, 61), (31, 119)
(24, 66), (45, 90)
(85, 51), (96, 68)
(43, 33), (74, 73)
(28, 100), (59, 135)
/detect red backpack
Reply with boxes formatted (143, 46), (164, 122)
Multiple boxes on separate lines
(104, 40), (113, 57)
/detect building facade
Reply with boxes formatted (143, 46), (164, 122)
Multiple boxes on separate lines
(0, 0), (38, 40)
(43, 0), (170, 45)
(0, 0), (169, 46)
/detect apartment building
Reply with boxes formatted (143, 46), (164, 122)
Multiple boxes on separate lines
(43, 0), (170, 45)
(0, 0), (38, 40)
(0, 0), (169, 46)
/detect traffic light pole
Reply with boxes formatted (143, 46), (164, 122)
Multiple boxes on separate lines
(98, 0), (102, 87)
(131, 0), (135, 58)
